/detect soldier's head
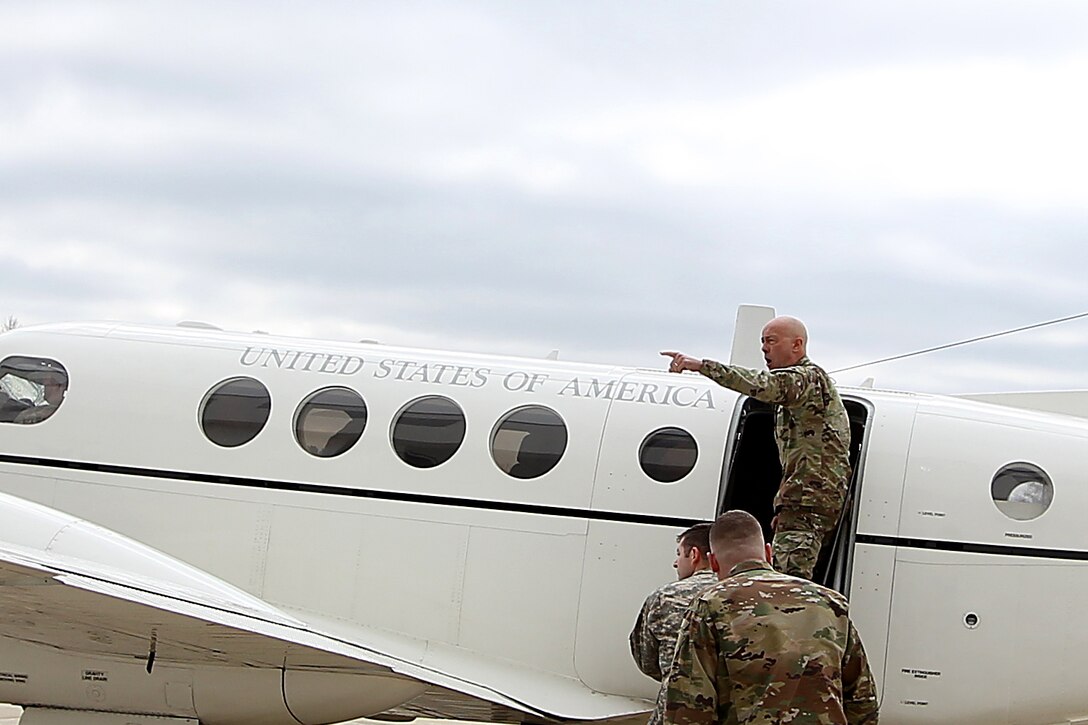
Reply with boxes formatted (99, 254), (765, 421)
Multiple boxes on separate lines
(708, 510), (771, 579)
(41, 373), (66, 406)
(674, 522), (712, 579)
(761, 316), (807, 369)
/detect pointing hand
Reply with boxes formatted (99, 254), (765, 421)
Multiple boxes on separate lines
(660, 351), (702, 374)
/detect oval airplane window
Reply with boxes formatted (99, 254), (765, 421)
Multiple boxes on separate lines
(0, 356), (69, 425)
(491, 405), (568, 479)
(295, 387), (368, 458)
(200, 377), (271, 448)
(991, 462), (1053, 521)
(391, 396), (466, 469)
(640, 427), (698, 483)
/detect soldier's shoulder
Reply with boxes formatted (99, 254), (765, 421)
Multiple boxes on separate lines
(772, 358), (831, 387)
(711, 569), (851, 614)
(792, 359), (848, 410)
(796, 358), (834, 382)
(648, 572), (716, 607)
(775, 573), (851, 616)
(806, 578), (850, 613)
(692, 568), (773, 606)
(663, 571), (719, 599)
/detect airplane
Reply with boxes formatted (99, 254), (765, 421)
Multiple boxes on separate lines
(0, 305), (1084, 725)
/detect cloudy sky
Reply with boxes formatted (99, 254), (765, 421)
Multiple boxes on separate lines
(2, 1), (1086, 394)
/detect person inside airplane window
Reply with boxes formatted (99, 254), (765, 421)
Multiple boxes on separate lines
(629, 522), (717, 725)
(13, 372), (67, 424)
(663, 510), (879, 725)
(661, 316), (851, 581)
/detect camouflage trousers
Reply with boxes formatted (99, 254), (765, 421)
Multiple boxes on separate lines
(771, 507), (838, 580)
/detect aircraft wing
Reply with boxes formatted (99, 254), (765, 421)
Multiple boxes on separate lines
(0, 542), (644, 724)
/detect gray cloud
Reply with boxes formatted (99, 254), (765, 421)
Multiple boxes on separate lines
(2, 0), (1087, 395)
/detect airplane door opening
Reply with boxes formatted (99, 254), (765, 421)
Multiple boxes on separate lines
(717, 397), (870, 593)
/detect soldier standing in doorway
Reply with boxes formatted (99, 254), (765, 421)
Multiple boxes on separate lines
(661, 316), (850, 580)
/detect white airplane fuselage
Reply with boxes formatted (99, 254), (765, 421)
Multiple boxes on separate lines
(0, 322), (1085, 725)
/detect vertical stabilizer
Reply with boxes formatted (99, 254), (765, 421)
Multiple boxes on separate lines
(729, 304), (775, 369)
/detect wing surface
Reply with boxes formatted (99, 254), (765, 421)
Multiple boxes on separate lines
(0, 543), (644, 723)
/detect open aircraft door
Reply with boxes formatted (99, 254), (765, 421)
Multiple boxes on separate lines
(572, 369), (739, 697)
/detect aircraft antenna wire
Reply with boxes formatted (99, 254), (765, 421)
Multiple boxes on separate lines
(831, 310), (1088, 374)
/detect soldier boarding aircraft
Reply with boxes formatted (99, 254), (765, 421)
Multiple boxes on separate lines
(0, 307), (1083, 725)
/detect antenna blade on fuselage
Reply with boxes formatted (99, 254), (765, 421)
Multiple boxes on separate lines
(730, 304), (775, 369)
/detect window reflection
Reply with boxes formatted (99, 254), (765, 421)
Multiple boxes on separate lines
(491, 406), (567, 479)
(639, 427), (698, 483)
(391, 396), (466, 468)
(201, 377), (271, 447)
(295, 387), (368, 458)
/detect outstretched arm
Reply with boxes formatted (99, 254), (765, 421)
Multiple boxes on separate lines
(661, 352), (807, 407)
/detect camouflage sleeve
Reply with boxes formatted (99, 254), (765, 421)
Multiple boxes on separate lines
(842, 621), (880, 725)
(629, 591), (664, 680)
(663, 602), (721, 725)
(698, 360), (808, 407)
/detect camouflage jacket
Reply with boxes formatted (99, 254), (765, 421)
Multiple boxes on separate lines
(631, 570), (720, 725)
(663, 560), (879, 725)
(700, 356), (850, 513)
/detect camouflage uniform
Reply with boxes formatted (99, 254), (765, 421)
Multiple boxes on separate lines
(631, 569), (720, 725)
(699, 357), (851, 579)
(663, 560), (879, 725)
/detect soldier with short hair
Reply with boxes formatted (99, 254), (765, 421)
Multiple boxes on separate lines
(663, 510), (879, 725)
(630, 523), (717, 725)
(661, 315), (851, 579)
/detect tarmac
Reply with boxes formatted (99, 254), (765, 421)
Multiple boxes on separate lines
(0, 705), (413, 724)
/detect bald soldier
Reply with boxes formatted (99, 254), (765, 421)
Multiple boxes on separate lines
(630, 523), (718, 725)
(661, 316), (850, 580)
(663, 510), (879, 725)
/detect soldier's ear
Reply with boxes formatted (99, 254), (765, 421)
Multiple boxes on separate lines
(763, 543), (773, 563)
(708, 552), (720, 574)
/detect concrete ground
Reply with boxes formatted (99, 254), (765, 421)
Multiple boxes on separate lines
(0, 706), (407, 724)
